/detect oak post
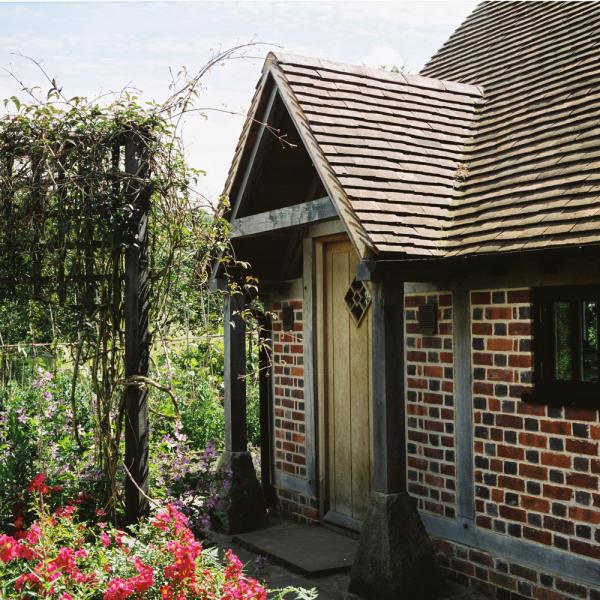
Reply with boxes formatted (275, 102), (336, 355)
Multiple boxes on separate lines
(124, 132), (151, 525)
(224, 291), (247, 452)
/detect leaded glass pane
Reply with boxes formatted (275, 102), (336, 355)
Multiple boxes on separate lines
(344, 278), (371, 325)
(554, 301), (573, 381)
(582, 301), (598, 382)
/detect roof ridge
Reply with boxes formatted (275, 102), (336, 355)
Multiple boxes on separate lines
(267, 51), (484, 97)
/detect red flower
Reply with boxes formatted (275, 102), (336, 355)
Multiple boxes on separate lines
(27, 473), (50, 495)
(0, 534), (17, 563)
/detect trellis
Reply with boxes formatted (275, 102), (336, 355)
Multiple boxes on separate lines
(1, 110), (179, 523)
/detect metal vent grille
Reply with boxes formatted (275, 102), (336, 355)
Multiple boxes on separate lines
(344, 278), (371, 325)
(418, 302), (438, 335)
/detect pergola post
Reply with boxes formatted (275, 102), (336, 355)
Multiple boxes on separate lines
(219, 290), (266, 533)
(350, 279), (440, 600)
(124, 133), (150, 525)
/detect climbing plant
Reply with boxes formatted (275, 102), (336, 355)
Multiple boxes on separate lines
(0, 49), (251, 518)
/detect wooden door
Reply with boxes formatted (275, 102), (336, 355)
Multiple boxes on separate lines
(323, 239), (372, 527)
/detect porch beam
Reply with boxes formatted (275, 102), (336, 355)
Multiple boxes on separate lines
(230, 196), (336, 239)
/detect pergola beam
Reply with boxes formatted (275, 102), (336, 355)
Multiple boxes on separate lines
(230, 196), (336, 239)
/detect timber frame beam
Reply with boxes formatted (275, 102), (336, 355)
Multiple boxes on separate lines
(230, 196), (336, 239)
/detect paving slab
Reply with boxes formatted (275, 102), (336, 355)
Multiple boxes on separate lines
(233, 522), (358, 577)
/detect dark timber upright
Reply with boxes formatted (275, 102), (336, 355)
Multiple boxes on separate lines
(219, 290), (266, 533)
(350, 279), (440, 600)
(124, 134), (151, 525)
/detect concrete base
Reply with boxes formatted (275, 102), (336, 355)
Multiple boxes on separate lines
(217, 450), (266, 534)
(349, 491), (441, 600)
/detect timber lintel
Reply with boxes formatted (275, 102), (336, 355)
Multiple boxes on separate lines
(230, 196), (337, 239)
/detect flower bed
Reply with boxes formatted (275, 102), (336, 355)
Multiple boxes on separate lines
(0, 475), (313, 599)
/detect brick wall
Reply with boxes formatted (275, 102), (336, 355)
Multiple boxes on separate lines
(405, 291), (456, 518)
(275, 487), (319, 524)
(271, 299), (319, 523)
(271, 299), (306, 478)
(434, 538), (600, 600)
(471, 289), (600, 562)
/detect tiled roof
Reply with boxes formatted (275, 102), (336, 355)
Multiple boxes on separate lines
(225, 2), (600, 260)
(270, 53), (483, 257)
(422, 1), (600, 256)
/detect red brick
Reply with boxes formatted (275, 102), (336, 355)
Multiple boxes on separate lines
(523, 527), (552, 546)
(440, 352), (453, 363)
(569, 539), (600, 559)
(520, 495), (550, 513)
(540, 452), (571, 468)
(405, 295), (426, 307)
(499, 505), (526, 522)
(474, 381), (494, 395)
(485, 306), (513, 320)
(423, 392), (443, 404)
(439, 294), (452, 306)
(496, 414), (524, 429)
(543, 515), (573, 535)
(555, 578), (587, 599)
(490, 570), (517, 590)
(487, 368), (514, 382)
(487, 338), (513, 351)
(475, 515), (492, 529)
(499, 475), (525, 491)
(507, 290), (531, 303)
(564, 406), (599, 421)
(568, 506), (600, 524)
(508, 354), (532, 368)
(591, 425), (600, 440)
(508, 322), (531, 335)
(540, 420), (571, 435)
(424, 365), (443, 378)
(509, 563), (538, 582)
(566, 472), (598, 489)
(565, 438), (598, 456)
(519, 463), (547, 480)
(471, 291), (491, 304)
(497, 445), (524, 460)
(473, 352), (493, 365)
(492, 488), (505, 502)
(519, 432), (547, 448)
(533, 588), (565, 600)
(543, 484), (573, 501)
(407, 377), (428, 389)
(518, 403), (546, 416)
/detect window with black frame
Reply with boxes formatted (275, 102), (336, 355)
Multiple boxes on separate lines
(530, 286), (600, 406)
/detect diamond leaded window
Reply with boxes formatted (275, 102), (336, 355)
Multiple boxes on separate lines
(344, 277), (371, 325)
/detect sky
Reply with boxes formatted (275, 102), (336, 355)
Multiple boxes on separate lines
(0, 0), (478, 202)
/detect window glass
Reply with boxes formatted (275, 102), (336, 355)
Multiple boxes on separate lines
(554, 301), (573, 381)
(582, 301), (599, 382)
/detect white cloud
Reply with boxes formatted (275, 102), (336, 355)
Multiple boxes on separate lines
(359, 45), (407, 71)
